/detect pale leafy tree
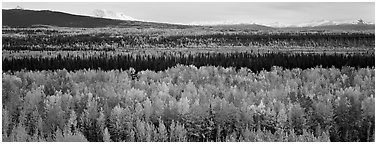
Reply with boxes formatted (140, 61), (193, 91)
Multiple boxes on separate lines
(177, 96), (190, 115)
(55, 128), (64, 141)
(10, 123), (28, 142)
(361, 96), (375, 117)
(129, 129), (136, 142)
(24, 86), (44, 113)
(135, 119), (146, 141)
(35, 116), (44, 141)
(109, 104), (125, 141)
(314, 100), (333, 128)
(55, 129), (88, 142)
(182, 81), (198, 101)
(143, 97), (152, 121)
(361, 96), (375, 141)
(135, 102), (144, 119)
(242, 126), (253, 141)
(152, 97), (165, 118)
(103, 128), (111, 142)
(256, 99), (266, 114)
(169, 120), (187, 142)
(21, 86), (45, 138)
(145, 121), (155, 142)
(157, 118), (168, 142)
(125, 88), (146, 105)
(44, 94), (65, 138)
(97, 108), (106, 137)
(135, 119), (156, 142)
(66, 109), (78, 134)
(287, 103), (307, 135)
(2, 108), (10, 141)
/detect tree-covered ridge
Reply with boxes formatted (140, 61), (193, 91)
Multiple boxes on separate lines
(2, 65), (374, 142)
(3, 32), (374, 50)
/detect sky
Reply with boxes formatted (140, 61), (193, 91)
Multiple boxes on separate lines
(2, 2), (375, 26)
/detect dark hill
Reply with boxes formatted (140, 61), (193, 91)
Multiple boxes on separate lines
(2, 9), (192, 29)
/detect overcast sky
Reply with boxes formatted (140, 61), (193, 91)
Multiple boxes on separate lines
(2, 2), (375, 26)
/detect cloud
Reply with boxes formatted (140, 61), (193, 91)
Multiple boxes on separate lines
(91, 9), (136, 21)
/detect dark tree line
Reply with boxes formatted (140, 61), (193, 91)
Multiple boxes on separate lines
(3, 33), (374, 50)
(3, 52), (374, 73)
(3, 29), (59, 35)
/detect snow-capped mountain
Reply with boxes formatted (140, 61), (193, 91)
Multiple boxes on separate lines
(91, 9), (136, 21)
(186, 19), (374, 28)
(263, 22), (293, 28)
(297, 19), (374, 27)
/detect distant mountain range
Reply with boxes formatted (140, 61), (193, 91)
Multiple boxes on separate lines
(265, 19), (374, 28)
(2, 8), (375, 32)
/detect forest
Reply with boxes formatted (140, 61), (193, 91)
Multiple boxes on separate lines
(2, 66), (375, 142)
(2, 27), (375, 142)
